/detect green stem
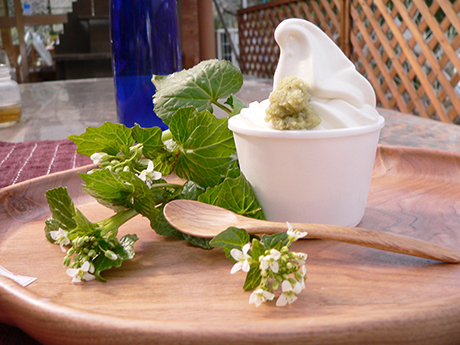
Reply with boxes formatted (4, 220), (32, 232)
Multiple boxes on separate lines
(98, 208), (139, 237)
(151, 182), (183, 189)
(212, 100), (232, 114)
(113, 144), (144, 170)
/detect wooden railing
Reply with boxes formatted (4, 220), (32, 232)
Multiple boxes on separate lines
(0, 0), (68, 83)
(237, 0), (460, 124)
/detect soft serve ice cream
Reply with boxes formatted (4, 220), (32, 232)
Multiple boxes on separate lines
(238, 18), (380, 130)
(228, 18), (384, 226)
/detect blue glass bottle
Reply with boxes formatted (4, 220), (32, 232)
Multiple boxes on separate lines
(110, 0), (182, 129)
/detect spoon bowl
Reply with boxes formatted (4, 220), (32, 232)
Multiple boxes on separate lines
(163, 200), (460, 263)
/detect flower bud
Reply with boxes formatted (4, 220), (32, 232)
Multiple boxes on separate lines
(105, 250), (118, 260)
(294, 272), (303, 281)
(63, 256), (71, 267)
(272, 280), (280, 290)
(133, 146), (143, 159)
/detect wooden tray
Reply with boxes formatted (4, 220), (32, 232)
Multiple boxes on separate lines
(1, 145), (460, 345)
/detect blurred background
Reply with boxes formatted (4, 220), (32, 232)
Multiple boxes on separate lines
(1, 0), (460, 125)
(0, 0), (264, 83)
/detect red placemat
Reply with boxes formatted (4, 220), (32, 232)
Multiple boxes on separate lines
(0, 139), (91, 189)
(0, 139), (91, 344)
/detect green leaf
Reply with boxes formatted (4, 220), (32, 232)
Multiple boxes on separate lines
(73, 208), (98, 235)
(180, 180), (204, 200)
(209, 227), (250, 259)
(44, 218), (64, 243)
(182, 234), (213, 249)
(92, 235), (138, 282)
(241, 238), (264, 291)
(151, 148), (178, 176)
(251, 238), (265, 261)
(148, 203), (186, 238)
(119, 234), (139, 260)
(261, 232), (290, 251)
(225, 95), (247, 117)
(243, 264), (262, 291)
(152, 59), (243, 125)
(69, 122), (134, 157)
(171, 107), (236, 188)
(224, 160), (241, 180)
(80, 170), (135, 211)
(129, 175), (171, 219)
(148, 204), (212, 249)
(92, 253), (122, 282)
(198, 174), (265, 219)
(45, 187), (77, 230)
(131, 124), (164, 159)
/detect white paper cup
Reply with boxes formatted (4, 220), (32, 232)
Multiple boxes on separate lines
(228, 115), (385, 226)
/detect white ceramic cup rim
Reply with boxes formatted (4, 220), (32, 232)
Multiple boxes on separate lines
(228, 114), (385, 139)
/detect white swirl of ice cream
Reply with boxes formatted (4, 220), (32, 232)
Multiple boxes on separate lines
(239, 18), (380, 130)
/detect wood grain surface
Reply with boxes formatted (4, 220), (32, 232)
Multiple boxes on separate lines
(1, 145), (460, 345)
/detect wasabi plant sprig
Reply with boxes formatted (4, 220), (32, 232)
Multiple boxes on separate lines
(44, 60), (264, 283)
(44, 59), (308, 307)
(210, 222), (308, 307)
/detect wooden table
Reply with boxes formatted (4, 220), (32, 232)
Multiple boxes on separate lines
(1, 77), (460, 345)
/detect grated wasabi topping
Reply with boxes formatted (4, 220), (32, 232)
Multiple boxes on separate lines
(265, 76), (321, 130)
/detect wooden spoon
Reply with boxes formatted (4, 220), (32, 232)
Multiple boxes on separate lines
(163, 200), (460, 263)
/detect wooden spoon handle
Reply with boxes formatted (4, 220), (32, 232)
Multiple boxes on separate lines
(249, 221), (460, 263)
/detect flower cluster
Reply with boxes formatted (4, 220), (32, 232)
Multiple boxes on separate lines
(45, 185), (139, 283)
(228, 222), (308, 307)
(89, 143), (162, 188)
(50, 226), (123, 283)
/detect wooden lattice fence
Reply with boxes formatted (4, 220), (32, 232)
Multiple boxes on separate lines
(237, 0), (460, 123)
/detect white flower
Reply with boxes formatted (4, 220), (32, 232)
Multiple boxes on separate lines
(298, 265), (307, 290)
(276, 280), (302, 307)
(163, 139), (179, 152)
(286, 222), (308, 241)
(230, 243), (251, 274)
(249, 288), (275, 307)
(260, 248), (281, 273)
(90, 152), (106, 164)
(49, 228), (70, 252)
(137, 160), (162, 188)
(66, 261), (96, 283)
(291, 252), (308, 266)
